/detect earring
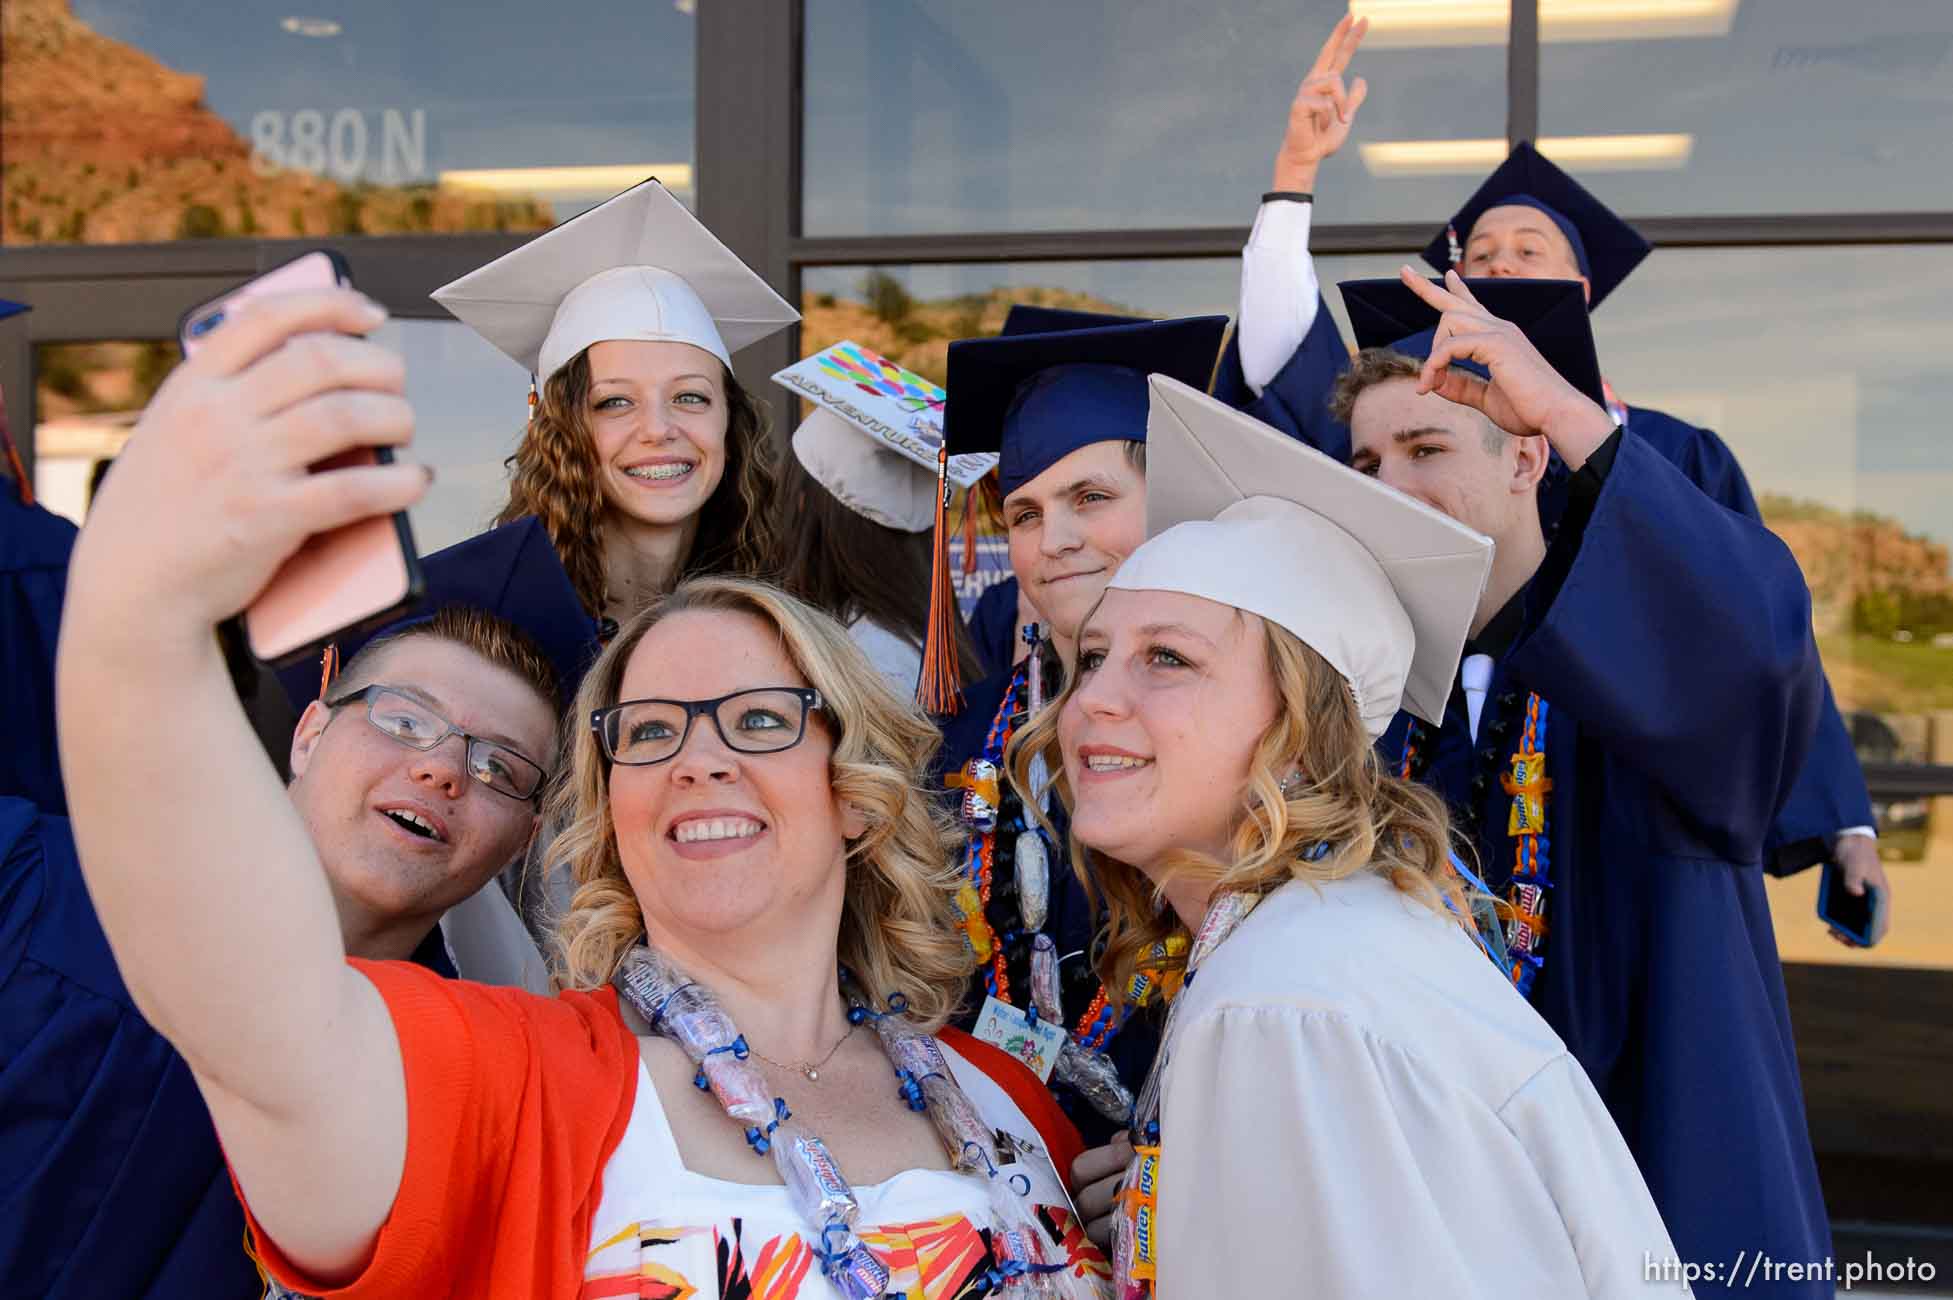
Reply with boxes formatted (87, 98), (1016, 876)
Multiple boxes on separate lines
(1279, 770), (1305, 796)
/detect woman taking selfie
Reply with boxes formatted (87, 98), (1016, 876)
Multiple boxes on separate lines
(57, 288), (1108, 1300)
(1012, 376), (1675, 1297)
(437, 178), (795, 636)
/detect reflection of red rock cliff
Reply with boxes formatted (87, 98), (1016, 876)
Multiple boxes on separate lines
(1, 0), (552, 244)
(3, 0), (248, 164)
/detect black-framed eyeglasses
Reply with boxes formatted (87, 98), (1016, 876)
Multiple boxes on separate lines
(327, 684), (549, 802)
(591, 687), (823, 768)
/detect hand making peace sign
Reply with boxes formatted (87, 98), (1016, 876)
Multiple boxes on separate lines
(1273, 13), (1370, 192)
(1401, 267), (1619, 466)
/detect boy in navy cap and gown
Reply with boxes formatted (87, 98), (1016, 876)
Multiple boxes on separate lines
(1332, 268), (1832, 1297)
(928, 310), (1226, 1165)
(1215, 18), (1884, 928)
(1, 516), (593, 1299)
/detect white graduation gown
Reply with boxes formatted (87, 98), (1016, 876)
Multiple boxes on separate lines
(1156, 873), (1682, 1298)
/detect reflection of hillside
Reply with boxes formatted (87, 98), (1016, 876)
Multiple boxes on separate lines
(800, 280), (1141, 384)
(1762, 494), (1953, 634)
(0, 0), (553, 243)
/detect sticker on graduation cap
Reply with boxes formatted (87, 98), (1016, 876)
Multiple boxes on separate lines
(773, 341), (996, 489)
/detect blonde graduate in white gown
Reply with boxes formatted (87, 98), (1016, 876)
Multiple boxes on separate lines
(1010, 368), (1683, 1298)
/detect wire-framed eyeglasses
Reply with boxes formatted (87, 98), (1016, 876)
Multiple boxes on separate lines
(591, 687), (824, 767)
(327, 684), (549, 802)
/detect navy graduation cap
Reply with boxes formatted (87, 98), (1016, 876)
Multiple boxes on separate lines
(1422, 141), (1652, 310)
(999, 303), (1147, 336)
(276, 516), (600, 714)
(943, 314), (1228, 497)
(1340, 276), (1606, 411)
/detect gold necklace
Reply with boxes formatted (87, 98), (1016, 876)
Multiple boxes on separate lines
(750, 1021), (858, 1082)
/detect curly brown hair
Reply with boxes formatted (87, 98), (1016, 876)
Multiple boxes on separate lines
(493, 347), (781, 619)
(1008, 615), (1476, 1006)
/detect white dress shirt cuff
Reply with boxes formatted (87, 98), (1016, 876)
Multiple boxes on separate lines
(1238, 199), (1322, 396)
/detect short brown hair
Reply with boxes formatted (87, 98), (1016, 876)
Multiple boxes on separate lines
(338, 606), (559, 711)
(1330, 348), (1507, 454)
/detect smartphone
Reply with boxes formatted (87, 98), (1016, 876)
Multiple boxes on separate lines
(177, 250), (424, 669)
(1817, 860), (1882, 947)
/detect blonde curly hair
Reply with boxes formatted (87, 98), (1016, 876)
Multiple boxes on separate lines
(493, 347), (781, 619)
(547, 576), (976, 1028)
(1008, 614), (1476, 1006)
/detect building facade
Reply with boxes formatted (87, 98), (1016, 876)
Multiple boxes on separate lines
(3, 0), (1951, 1258)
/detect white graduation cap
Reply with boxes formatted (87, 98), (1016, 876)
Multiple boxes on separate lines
(772, 341), (997, 533)
(432, 178), (799, 379)
(1108, 375), (1494, 737)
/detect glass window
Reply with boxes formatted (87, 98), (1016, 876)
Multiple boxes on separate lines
(3, 0), (696, 245)
(803, 0), (1505, 235)
(1587, 244), (1953, 969)
(34, 321), (524, 552)
(1540, 0), (1953, 216)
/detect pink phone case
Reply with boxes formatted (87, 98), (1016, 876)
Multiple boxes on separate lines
(177, 251), (423, 667)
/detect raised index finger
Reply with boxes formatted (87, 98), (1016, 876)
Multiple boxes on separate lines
(1306, 12), (1355, 80)
(1443, 268), (1491, 313)
(194, 288), (388, 380)
(1400, 264), (1470, 314)
(1330, 14), (1369, 76)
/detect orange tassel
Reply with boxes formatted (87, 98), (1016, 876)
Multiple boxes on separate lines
(960, 487), (979, 578)
(316, 643), (341, 702)
(916, 448), (964, 714)
(0, 388), (33, 507)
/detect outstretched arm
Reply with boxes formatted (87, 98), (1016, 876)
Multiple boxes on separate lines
(1225, 15), (1369, 428)
(57, 288), (427, 1282)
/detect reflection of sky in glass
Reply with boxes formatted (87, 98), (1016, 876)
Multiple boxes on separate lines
(369, 320), (527, 551)
(71, 1), (696, 190)
(804, 0), (1504, 234)
(1543, 0), (1952, 215)
(808, 245), (1953, 548)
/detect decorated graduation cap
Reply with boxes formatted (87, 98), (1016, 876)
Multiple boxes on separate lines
(276, 517), (600, 715)
(432, 177), (798, 382)
(1109, 375), (1492, 737)
(1339, 276), (1606, 410)
(771, 341), (996, 533)
(1422, 141), (1652, 310)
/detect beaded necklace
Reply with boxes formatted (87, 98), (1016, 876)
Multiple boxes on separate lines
(1398, 690), (1555, 997)
(614, 946), (1107, 1299)
(1111, 889), (1264, 1297)
(945, 649), (1172, 1125)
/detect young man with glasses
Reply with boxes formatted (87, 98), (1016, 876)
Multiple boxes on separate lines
(2, 512), (586, 1298)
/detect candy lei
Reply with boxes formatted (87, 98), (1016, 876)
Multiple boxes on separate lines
(615, 947), (1108, 1299)
(946, 650), (1173, 1125)
(1399, 692), (1555, 997)
(1111, 890), (1264, 1298)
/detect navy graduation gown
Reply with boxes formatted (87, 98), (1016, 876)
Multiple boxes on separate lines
(1380, 433), (1832, 1296)
(1211, 298), (1354, 462)
(934, 663), (1160, 1148)
(1, 494), (78, 814)
(1225, 309), (1876, 871)
(0, 799), (457, 1298)
(967, 576), (1022, 680)
(0, 798), (261, 1298)
(1621, 408), (1874, 872)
